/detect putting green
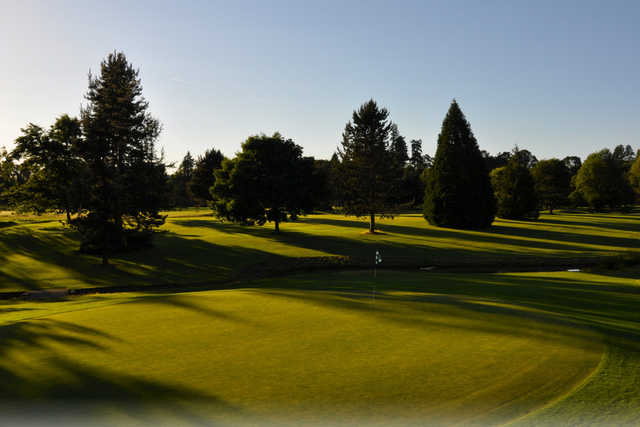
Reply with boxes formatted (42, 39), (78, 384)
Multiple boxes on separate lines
(0, 272), (604, 425)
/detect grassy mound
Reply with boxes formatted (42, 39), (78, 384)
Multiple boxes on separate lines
(2, 269), (639, 425)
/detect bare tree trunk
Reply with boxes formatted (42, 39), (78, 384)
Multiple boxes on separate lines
(275, 219), (280, 233)
(369, 214), (375, 233)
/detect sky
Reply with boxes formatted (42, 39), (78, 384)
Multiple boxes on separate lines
(1, 0), (638, 167)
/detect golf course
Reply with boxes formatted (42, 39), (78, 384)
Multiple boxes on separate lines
(1, 209), (639, 425)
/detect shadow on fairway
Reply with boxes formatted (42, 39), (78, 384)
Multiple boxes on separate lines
(0, 317), (239, 422)
(253, 269), (640, 354)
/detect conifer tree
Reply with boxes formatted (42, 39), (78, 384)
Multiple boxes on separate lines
(423, 100), (495, 228)
(337, 99), (402, 232)
(75, 52), (167, 265)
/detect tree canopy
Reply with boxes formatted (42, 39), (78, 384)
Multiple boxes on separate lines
(424, 100), (495, 229)
(336, 99), (403, 232)
(211, 133), (315, 232)
(573, 149), (635, 211)
(531, 159), (570, 214)
(10, 116), (84, 221)
(491, 149), (539, 220)
(190, 148), (225, 204)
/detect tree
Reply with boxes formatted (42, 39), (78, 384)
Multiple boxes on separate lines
(481, 151), (511, 172)
(563, 156), (582, 178)
(573, 149), (635, 211)
(531, 159), (570, 214)
(190, 148), (225, 204)
(309, 159), (333, 211)
(410, 139), (425, 170)
(629, 154), (640, 197)
(613, 144), (636, 170)
(424, 100), (495, 229)
(168, 152), (196, 207)
(491, 149), (539, 220)
(336, 99), (403, 232)
(211, 133), (314, 232)
(11, 116), (85, 221)
(75, 51), (167, 265)
(389, 123), (409, 168)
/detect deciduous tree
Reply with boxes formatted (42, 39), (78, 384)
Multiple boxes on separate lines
(211, 133), (314, 232)
(190, 148), (225, 204)
(531, 159), (570, 214)
(491, 149), (539, 220)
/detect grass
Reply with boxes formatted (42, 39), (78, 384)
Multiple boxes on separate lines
(1, 208), (639, 292)
(1, 269), (639, 425)
(2, 209), (639, 424)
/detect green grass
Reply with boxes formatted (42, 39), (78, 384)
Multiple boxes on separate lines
(1, 208), (639, 292)
(1, 269), (639, 425)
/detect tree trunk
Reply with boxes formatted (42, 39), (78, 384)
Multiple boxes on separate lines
(66, 208), (71, 224)
(369, 214), (375, 233)
(275, 219), (280, 233)
(549, 206), (553, 215)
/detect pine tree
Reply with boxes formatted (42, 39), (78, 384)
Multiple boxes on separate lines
(75, 52), (167, 265)
(423, 100), (495, 229)
(337, 99), (402, 232)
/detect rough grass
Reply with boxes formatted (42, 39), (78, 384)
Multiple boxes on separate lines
(1, 208), (639, 292)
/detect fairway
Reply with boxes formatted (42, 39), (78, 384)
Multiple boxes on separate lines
(3, 269), (640, 426)
(1, 209), (639, 293)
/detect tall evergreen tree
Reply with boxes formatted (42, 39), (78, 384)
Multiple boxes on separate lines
(410, 139), (425, 170)
(424, 100), (495, 229)
(389, 123), (409, 168)
(336, 99), (402, 232)
(168, 152), (196, 207)
(75, 52), (167, 265)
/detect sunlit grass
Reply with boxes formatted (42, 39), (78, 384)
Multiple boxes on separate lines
(1, 269), (639, 425)
(1, 208), (638, 292)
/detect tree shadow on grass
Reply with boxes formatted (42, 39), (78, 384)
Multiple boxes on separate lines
(0, 317), (239, 424)
(0, 225), (294, 292)
(299, 216), (638, 252)
(253, 269), (640, 354)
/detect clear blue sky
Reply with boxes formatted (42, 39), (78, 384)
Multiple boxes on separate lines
(2, 0), (638, 166)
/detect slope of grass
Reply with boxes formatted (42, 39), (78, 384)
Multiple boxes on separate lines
(1, 208), (639, 292)
(1, 269), (639, 425)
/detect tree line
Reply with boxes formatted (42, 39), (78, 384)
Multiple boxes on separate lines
(1, 52), (639, 259)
